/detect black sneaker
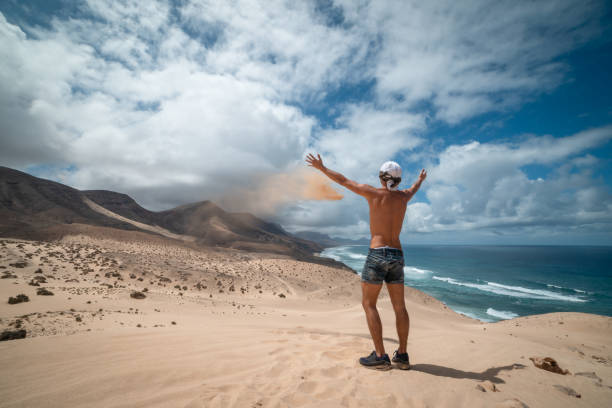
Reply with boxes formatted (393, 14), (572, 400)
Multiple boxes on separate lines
(359, 351), (392, 370)
(392, 350), (410, 370)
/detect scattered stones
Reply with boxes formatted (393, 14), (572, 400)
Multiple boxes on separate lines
(529, 357), (569, 375)
(1, 329), (27, 341)
(1, 272), (17, 279)
(171, 321), (176, 325)
(553, 384), (581, 398)
(9, 261), (27, 268)
(36, 287), (54, 296)
(34, 268), (43, 273)
(8, 294), (29, 304)
(130, 291), (146, 299)
(278, 293), (286, 298)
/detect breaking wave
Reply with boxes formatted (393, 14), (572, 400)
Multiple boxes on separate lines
(432, 276), (586, 303)
(403, 266), (433, 278)
(486, 308), (519, 320)
(546, 283), (586, 293)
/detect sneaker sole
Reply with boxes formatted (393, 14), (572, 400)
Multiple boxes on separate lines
(361, 363), (392, 371)
(393, 362), (411, 370)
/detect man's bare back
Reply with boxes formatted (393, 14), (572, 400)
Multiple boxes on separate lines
(367, 189), (409, 249)
(306, 153), (426, 370)
(305, 153), (426, 249)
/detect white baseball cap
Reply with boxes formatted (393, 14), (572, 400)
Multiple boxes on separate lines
(380, 161), (402, 178)
(379, 161), (402, 190)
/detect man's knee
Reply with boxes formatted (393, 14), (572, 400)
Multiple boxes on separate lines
(392, 303), (408, 316)
(362, 298), (377, 310)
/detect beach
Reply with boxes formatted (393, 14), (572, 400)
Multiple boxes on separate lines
(1, 235), (611, 407)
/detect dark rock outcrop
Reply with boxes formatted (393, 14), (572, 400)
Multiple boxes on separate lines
(529, 357), (569, 375)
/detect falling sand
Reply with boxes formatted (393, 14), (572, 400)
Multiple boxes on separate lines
(218, 167), (343, 215)
(301, 169), (344, 201)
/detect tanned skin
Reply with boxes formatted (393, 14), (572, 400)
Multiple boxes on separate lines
(306, 153), (426, 357)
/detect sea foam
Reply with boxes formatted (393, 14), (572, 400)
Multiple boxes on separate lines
(432, 276), (587, 303)
(547, 283), (586, 293)
(486, 308), (519, 320)
(403, 266), (433, 278)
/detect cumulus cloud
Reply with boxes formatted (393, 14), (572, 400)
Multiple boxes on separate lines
(355, 0), (606, 123)
(0, 0), (610, 242)
(403, 126), (612, 234)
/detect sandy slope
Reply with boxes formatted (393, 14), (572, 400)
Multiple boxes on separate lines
(1, 237), (611, 408)
(83, 197), (197, 243)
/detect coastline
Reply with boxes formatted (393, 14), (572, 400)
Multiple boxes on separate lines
(320, 244), (612, 324)
(1, 237), (611, 407)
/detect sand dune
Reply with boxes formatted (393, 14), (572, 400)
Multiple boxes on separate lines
(1, 237), (611, 407)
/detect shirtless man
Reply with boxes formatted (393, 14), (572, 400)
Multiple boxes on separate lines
(306, 153), (426, 370)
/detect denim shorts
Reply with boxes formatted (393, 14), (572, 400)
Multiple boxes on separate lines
(361, 247), (405, 285)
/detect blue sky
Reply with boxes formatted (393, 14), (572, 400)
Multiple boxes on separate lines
(1, 0), (611, 244)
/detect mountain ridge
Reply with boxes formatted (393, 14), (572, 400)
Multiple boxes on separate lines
(0, 166), (340, 265)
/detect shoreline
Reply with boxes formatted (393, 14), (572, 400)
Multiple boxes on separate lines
(320, 244), (611, 324)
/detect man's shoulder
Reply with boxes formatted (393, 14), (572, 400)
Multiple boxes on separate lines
(368, 188), (411, 200)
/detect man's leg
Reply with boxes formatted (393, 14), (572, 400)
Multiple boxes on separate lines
(361, 281), (385, 356)
(386, 283), (409, 353)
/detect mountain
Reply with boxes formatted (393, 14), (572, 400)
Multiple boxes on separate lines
(83, 191), (322, 256)
(0, 166), (332, 262)
(292, 231), (370, 248)
(0, 167), (139, 237)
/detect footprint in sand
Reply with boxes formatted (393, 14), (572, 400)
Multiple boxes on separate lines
(265, 362), (288, 378)
(297, 380), (320, 393)
(320, 364), (344, 378)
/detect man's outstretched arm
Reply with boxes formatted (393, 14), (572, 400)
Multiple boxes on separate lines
(403, 169), (427, 201)
(305, 153), (376, 198)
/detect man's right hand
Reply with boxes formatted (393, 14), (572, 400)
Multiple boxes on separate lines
(306, 153), (325, 171)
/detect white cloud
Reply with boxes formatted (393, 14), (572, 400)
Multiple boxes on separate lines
(345, 0), (605, 123)
(314, 104), (425, 180)
(402, 126), (612, 234)
(0, 0), (610, 243)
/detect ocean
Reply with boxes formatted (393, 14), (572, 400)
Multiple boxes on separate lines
(321, 245), (612, 322)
